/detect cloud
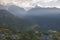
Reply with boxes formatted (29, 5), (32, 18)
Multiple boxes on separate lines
(30, 0), (60, 8)
(0, 0), (60, 8)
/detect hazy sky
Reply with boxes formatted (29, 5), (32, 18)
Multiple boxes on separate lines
(0, 0), (60, 8)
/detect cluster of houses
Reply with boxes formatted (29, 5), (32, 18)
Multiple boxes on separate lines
(0, 30), (60, 40)
(40, 30), (60, 40)
(0, 34), (20, 40)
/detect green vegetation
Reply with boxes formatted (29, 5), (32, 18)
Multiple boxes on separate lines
(0, 27), (60, 40)
(0, 27), (40, 40)
(0, 10), (36, 32)
(0, 9), (60, 40)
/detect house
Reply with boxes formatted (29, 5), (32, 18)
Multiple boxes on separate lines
(12, 34), (20, 40)
(48, 30), (58, 34)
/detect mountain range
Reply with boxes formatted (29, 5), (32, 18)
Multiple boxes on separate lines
(0, 9), (36, 32)
(0, 5), (60, 31)
(25, 7), (60, 31)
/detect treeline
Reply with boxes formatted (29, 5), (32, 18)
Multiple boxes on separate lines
(0, 27), (60, 40)
(0, 27), (41, 40)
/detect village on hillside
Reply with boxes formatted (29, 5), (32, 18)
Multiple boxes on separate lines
(0, 27), (60, 40)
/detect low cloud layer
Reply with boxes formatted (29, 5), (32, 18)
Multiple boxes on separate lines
(30, 0), (60, 8)
(0, 0), (60, 8)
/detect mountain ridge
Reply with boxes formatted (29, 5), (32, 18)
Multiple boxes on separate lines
(0, 9), (36, 32)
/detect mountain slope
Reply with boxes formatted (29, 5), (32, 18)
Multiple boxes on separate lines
(0, 10), (35, 32)
(25, 7), (60, 31)
(0, 5), (6, 9)
(7, 5), (26, 17)
(0, 5), (26, 18)
(26, 7), (60, 16)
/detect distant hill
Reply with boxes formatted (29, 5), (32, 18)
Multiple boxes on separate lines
(0, 10), (36, 32)
(0, 5), (6, 9)
(25, 7), (60, 31)
(0, 5), (26, 18)
(1, 5), (60, 31)
(26, 7), (60, 16)
(7, 5), (26, 17)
